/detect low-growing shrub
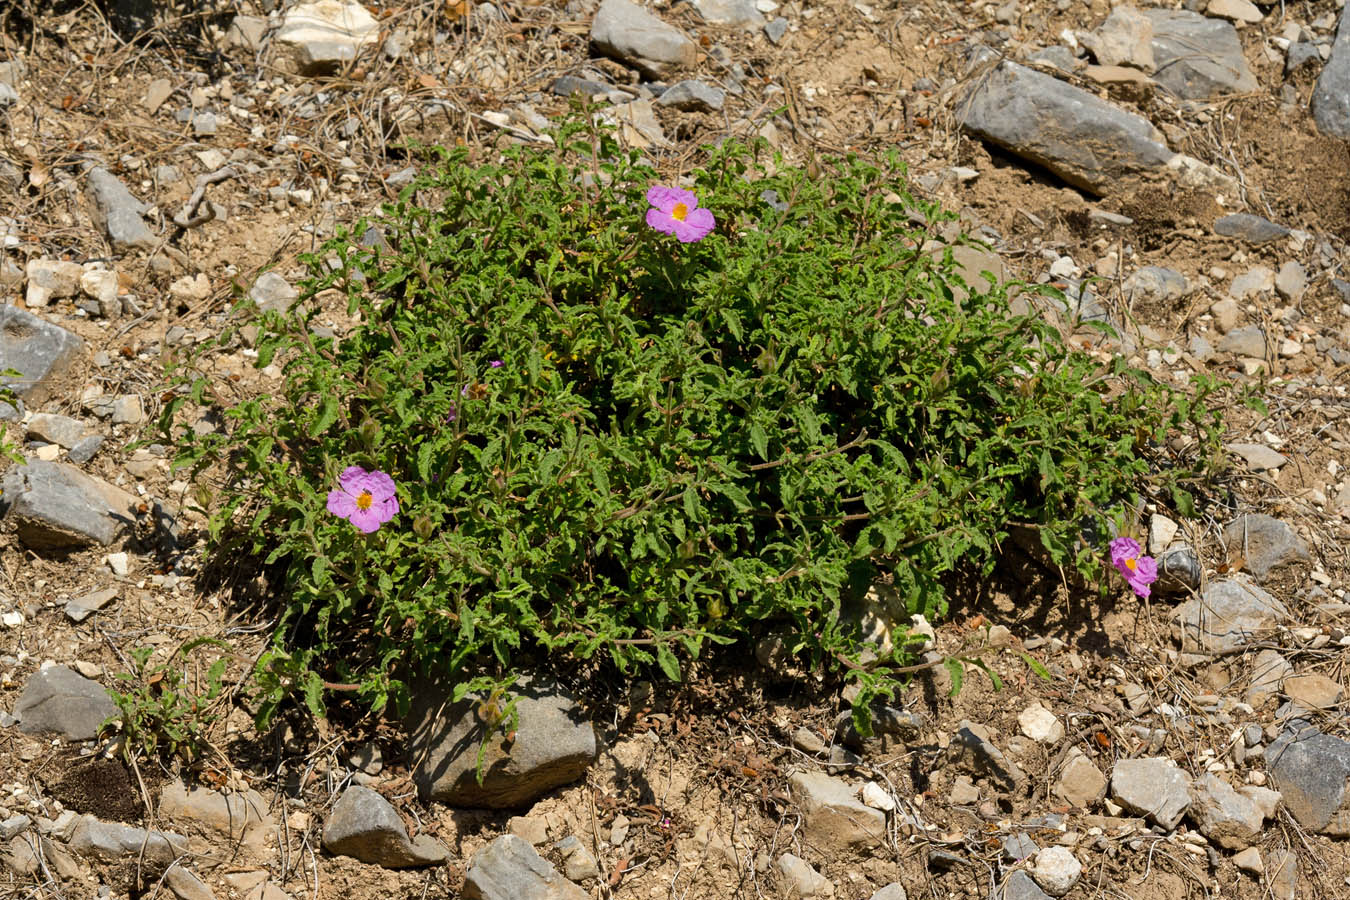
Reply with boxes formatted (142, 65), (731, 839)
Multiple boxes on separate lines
(162, 118), (1221, 731)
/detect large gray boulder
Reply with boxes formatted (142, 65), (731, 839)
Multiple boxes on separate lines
(0, 305), (85, 407)
(1144, 10), (1257, 99)
(69, 816), (187, 864)
(408, 677), (597, 808)
(1312, 10), (1350, 137)
(0, 460), (140, 549)
(957, 57), (1173, 194)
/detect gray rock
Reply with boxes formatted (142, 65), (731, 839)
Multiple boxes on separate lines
(554, 835), (599, 882)
(274, 0), (380, 75)
(1190, 773), (1263, 849)
(1001, 832), (1039, 862)
(0, 815), (31, 840)
(1225, 442), (1287, 471)
(0, 305), (86, 406)
(1312, 10), (1350, 137)
(870, 885), (907, 900)
(68, 434), (105, 465)
(1145, 10), (1257, 99)
(956, 57), (1173, 195)
(1110, 757), (1192, 829)
(1031, 846), (1081, 897)
(1177, 576), (1288, 652)
(1217, 325), (1267, 358)
(160, 778), (271, 851)
(1275, 260), (1307, 299)
(1287, 41), (1322, 75)
(1122, 266), (1188, 302)
(165, 863), (218, 900)
(226, 14), (268, 51)
(788, 771), (886, 849)
(692, 0), (763, 27)
(69, 816), (186, 863)
(591, 0), (697, 80)
(1268, 720), (1350, 834)
(322, 785), (448, 868)
(1247, 649), (1294, 707)
(950, 720), (1026, 791)
(1230, 265), (1276, 299)
(192, 112), (218, 136)
(1028, 45), (1078, 73)
(1002, 871), (1054, 900)
(777, 853), (832, 898)
(25, 413), (91, 449)
(86, 166), (157, 251)
(1221, 513), (1309, 580)
(463, 834), (588, 900)
(550, 75), (617, 98)
(764, 17), (789, 44)
(0, 460), (140, 549)
(1156, 544), (1202, 593)
(408, 676), (596, 808)
(655, 79), (725, 112)
(250, 272), (299, 314)
(13, 664), (117, 740)
(1085, 6), (1154, 69)
(65, 586), (119, 623)
(0, 83), (16, 108)
(1214, 214), (1290, 244)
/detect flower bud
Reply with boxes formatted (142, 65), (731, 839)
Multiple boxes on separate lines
(412, 515), (434, 540)
(358, 417), (379, 448)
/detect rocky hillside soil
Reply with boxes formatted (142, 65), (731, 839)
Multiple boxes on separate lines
(2, 0), (1350, 898)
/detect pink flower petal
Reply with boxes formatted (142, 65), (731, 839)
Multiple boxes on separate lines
(673, 207), (715, 242)
(327, 489), (357, 518)
(348, 506), (385, 533)
(337, 465), (369, 496)
(364, 470), (398, 503)
(646, 208), (677, 234)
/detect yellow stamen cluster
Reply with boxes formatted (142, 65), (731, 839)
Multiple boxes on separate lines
(671, 202), (689, 221)
(356, 490), (374, 510)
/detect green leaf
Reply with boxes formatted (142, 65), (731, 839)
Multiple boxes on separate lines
(943, 657), (964, 697)
(749, 422), (769, 461)
(310, 395), (339, 438)
(656, 644), (682, 681)
(1017, 651), (1051, 682)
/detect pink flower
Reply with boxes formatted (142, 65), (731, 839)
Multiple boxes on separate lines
(326, 465), (399, 533)
(645, 186), (715, 243)
(1109, 536), (1158, 598)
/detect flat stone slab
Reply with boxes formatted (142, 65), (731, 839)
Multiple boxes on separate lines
(1268, 720), (1350, 835)
(0, 460), (140, 549)
(86, 166), (157, 251)
(69, 816), (187, 864)
(1312, 10), (1350, 137)
(274, 0), (380, 75)
(463, 834), (588, 900)
(1190, 773), (1263, 849)
(957, 57), (1173, 194)
(160, 778), (272, 851)
(1176, 576), (1288, 652)
(789, 771), (887, 849)
(1144, 9), (1257, 99)
(0, 305), (85, 406)
(13, 664), (117, 741)
(408, 676), (596, 808)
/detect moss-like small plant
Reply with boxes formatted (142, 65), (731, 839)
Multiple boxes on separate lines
(161, 118), (1221, 733)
